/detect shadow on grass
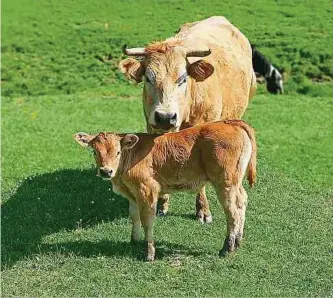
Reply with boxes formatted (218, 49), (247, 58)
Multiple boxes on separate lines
(173, 213), (197, 221)
(1, 169), (128, 268)
(39, 239), (203, 261)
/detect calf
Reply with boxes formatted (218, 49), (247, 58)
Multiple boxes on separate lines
(74, 120), (257, 261)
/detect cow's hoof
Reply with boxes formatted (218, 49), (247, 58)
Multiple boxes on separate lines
(196, 210), (205, 224)
(146, 254), (155, 262)
(156, 209), (167, 217)
(204, 214), (213, 224)
(197, 216), (204, 224)
(197, 213), (212, 224)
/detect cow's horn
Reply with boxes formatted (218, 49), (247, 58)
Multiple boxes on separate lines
(122, 44), (148, 56)
(186, 49), (211, 58)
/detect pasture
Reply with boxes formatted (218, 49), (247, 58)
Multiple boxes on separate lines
(2, 0), (333, 296)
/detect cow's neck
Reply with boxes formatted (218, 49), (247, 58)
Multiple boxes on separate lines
(184, 78), (220, 127)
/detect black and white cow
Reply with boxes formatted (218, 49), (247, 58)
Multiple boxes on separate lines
(251, 44), (284, 94)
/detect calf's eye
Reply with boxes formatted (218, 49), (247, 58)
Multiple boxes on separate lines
(117, 151), (121, 156)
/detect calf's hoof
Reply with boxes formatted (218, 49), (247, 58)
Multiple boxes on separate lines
(145, 242), (155, 262)
(219, 236), (237, 258)
(235, 232), (243, 248)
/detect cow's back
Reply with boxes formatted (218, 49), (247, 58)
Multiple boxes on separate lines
(175, 16), (256, 121)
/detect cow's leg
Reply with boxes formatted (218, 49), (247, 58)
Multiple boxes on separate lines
(196, 186), (212, 223)
(157, 194), (169, 216)
(129, 200), (141, 243)
(139, 201), (157, 261)
(236, 185), (248, 247)
(147, 124), (169, 217)
(216, 184), (240, 257)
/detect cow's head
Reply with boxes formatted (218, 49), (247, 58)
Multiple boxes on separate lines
(119, 41), (214, 133)
(74, 132), (138, 179)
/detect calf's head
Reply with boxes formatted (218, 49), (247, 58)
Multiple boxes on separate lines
(74, 132), (139, 179)
(119, 42), (214, 133)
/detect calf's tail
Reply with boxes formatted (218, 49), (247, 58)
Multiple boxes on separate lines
(224, 120), (257, 187)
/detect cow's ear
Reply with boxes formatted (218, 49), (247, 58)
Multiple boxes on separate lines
(121, 134), (139, 150)
(119, 58), (144, 83)
(74, 132), (95, 148)
(188, 60), (214, 82)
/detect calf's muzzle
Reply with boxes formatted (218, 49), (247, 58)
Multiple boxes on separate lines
(99, 167), (113, 179)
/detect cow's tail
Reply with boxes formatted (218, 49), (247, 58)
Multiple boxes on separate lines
(224, 120), (257, 187)
(249, 70), (257, 99)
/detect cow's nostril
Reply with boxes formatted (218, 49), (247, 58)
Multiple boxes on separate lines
(154, 111), (177, 128)
(107, 170), (113, 177)
(155, 111), (162, 123)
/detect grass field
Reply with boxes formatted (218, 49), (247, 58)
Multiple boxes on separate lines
(2, 0), (333, 296)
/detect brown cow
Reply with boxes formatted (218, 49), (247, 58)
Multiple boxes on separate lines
(74, 120), (257, 261)
(119, 16), (257, 222)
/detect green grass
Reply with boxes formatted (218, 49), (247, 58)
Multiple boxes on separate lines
(2, 92), (333, 296)
(2, 0), (333, 97)
(2, 0), (333, 296)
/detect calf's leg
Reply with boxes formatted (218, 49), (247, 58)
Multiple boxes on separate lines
(129, 200), (141, 243)
(236, 185), (248, 247)
(138, 201), (157, 261)
(196, 186), (212, 223)
(216, 184), (241, 257)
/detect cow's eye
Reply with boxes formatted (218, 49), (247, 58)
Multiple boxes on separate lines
(117, 151), (121, 156)
(179, 78), (186, 86)
(145, 76), (152, 84)
(177, 75), (187, 86)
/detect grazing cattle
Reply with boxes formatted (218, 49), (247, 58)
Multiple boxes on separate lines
(74, 120), (257, 261)
(119, 16), (256, 222)
(251, 44), (284, 94)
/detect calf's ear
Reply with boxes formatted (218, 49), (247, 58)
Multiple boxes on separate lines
(74, 132), (95, 148)
(188, 60), (214, 82)
(121, 134), (139, 150)
(119, 58), (144, 83)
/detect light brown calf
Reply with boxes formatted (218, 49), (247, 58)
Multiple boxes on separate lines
(74, 120), (257, 261)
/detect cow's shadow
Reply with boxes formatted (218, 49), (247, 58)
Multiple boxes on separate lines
(1, 169), (128, 268)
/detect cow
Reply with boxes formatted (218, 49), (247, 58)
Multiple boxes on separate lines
(74, 120), (257, 261)
(251, 44), (284, 94)
(118, 16), (257, 223)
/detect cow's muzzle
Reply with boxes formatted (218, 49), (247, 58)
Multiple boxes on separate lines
(154, 111), (178, 130)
